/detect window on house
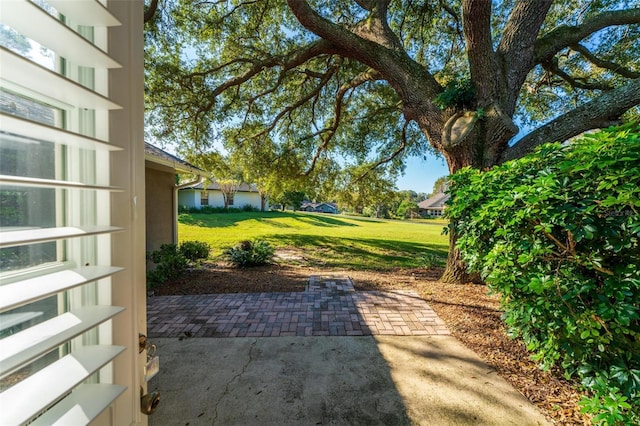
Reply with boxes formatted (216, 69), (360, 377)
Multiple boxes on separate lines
(201, 190), (209, 206)
(227, 193), (234, 206)
(0, 2), (127, 423)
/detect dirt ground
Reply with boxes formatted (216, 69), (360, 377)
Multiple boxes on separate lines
(155, 250), (591, 425)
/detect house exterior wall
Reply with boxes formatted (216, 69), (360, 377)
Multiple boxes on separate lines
(145, 167), (176, 252)
(206, 190), (226, 208)
(179, 189), (264, 210)
(233, 191), (264, 209)
(420, 208), (445, 217)
(178, 189), (199, 208)
(317, 204), (337, 213)
(106, 1), (147, 424)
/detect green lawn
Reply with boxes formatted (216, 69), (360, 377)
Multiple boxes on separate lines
(178, 211), (449, 271)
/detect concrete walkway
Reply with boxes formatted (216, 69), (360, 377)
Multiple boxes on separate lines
(146, 276), (551, 426)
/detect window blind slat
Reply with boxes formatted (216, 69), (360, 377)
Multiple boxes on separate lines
(2, 0), (121, 69)
(0, 48), (121, 110)
(47, 0), (121, 27)
(0, 174), (123, 191)
(0, 266), (124, 312)
(29, 383), (127, 426)
(0, 113), (121, 151)
(0, 345), (125, 425)
(0, 225), (123, 248)
(0, 306), (124, 378)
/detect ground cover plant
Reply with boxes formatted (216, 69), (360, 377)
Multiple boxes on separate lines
(224, 239), (275, 267)
(447, 124), (640, 424)
(146, 241), (211, 288)
(178, 211), (448, 271)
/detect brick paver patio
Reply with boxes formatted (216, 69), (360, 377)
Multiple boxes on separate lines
(147, 275), (449, 338)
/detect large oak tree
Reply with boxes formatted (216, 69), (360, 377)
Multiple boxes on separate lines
(145, 0), (640, 283)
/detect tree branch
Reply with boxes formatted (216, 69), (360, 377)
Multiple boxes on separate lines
(144, 0), (159, 23)
(304, 68), (384, 175)
(354, 0), (375, 11)
(541, 59), (614, 91)
(571, 43), (640, 79)
(195, 39), (338, 117)
(534, 8), (640, 64)
(496, 0), (553, 112)
(502, 78), (640, 162)
(439, 0), (462, 37)
(250, 65), (338, 142)
(462, 0), (502, 104)
(351, 120), (409, 184)
(285, 0), (442, 97)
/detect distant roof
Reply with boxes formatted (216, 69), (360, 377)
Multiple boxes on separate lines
(182, 180), (259, 193)
(144, 142), (206, 175)
(417, 192), (450, 209)
(301, 202), (337, 209)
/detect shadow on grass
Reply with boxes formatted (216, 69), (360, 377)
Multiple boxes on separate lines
(178, 211), (360, 228)
(268, 234), (447, 271)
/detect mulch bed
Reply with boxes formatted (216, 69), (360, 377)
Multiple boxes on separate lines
(154, 259), (591, 425)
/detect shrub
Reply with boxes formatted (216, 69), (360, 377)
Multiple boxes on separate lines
(224, 239), (275, 267)
(146, 244), (188, 288)
(446, 123), (640, 425)
(241, 204), (257, 212)
(179, 240), (210, 262)
(420, 253), (445, 269)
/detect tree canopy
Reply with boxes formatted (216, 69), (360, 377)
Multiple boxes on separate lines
(144, 0), (640, 282)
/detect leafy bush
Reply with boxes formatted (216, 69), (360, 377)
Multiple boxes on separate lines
(179, 240), (210, 262)
(396, 200), (420, 219)
(433, 78), (476, 110)
(147, 241), (210, 288)
(224, 239), (275, 267)
(241, 204), (257, 212)
(146, 244), (188, 288)
(446, 123), (640, 425)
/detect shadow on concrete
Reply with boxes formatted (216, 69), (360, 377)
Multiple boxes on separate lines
(148, 336), (411, 425)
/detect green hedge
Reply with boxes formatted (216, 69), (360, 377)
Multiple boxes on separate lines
(446, 123), (640, 424)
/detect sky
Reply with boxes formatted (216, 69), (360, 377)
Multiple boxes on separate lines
(395, 153), (449, 194)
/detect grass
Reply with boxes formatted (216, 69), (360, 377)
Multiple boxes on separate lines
(178, 211), (449, 271)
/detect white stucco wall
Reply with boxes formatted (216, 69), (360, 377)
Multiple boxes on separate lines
(178, 190), (199, 208)
(179, 189), (267, 210)
(232, 191), (264, 209)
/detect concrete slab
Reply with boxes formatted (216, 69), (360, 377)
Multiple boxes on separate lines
(148, 336), (550, 426)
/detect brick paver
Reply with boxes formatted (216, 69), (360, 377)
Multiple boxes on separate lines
(147, 275), (449, 338)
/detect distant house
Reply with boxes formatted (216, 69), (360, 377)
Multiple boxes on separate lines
(145, 142), (206, 252)
(179, 180), (267, 211)
(417, 192), (450, 217)
(301, 202), (339, 214)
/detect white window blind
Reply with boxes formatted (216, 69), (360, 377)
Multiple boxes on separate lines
(0, 1), (127, 424)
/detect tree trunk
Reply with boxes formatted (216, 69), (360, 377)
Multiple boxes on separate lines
(437, 112), (516, 284)
(440, 229), (480, 284)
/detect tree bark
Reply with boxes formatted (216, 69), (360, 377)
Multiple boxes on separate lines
(441, 230), (478, 284)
